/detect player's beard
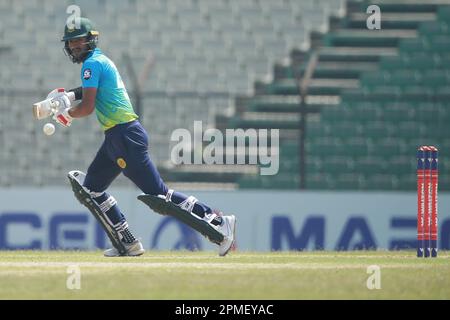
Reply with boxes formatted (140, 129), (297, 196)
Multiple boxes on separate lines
(71, 48), (84, 60)
(70, 43), (90, 62)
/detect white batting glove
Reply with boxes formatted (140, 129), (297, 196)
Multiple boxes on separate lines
(46, 88), (67, 100)
(52, 95), (73, 127)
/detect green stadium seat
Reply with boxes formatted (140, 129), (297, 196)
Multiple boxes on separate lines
(425, 125), (449, 139)
(403, 139), (435, 153)
(274, 64), (295, 79)
(369, 86), (402, 96)
(387, 156), (415, 175)
(399, 38), (427, 52)
(434, 85), (450, 100)
(428, 35), (450, 52)
(438, 175), (450, 190)
(438, 56), (450, 67)
(421, 70), (448, 86)
(370, 138), (406, 157)
(305, 156), (323, 174)
(239, 174), (300, 189)
(389, 70), (421, 86)
(423, 32), (449, 42)
(307, 122), (331, 137)
(228, 116), (300, 130)
(267, 79), (299, 95)
(325, 30), (410, 47)
(328, 122), (362, 138)
(351, 105), (380, 123)
(353, 156), (386, 175)
(396, 121), (425, 139)
(306, 138), (343, 157)
(397, 174), (416, 191)
(320, 106), (352, 123)
(381, 102), (414, 122)
(438, 6), (450, 23)
(238, 175), (263, 189)
(364, 121), (393, 139)
(340, 89), (367, 102)
(344, 137), (369, 157)
(280, 158), (299, 173)
(414, 102), (444, 123)
(401, 86), (435, 99)
(364, 174), (397, 190)
(260, 174), (299, 189)
(438, 156), (448, 173)
(280, 143), (299, 157)
(320, 156), (354, 174)
(361, 72), (388, 87)
(440, 139), (450, 150)
(306, 173), (334, 189)
(380, 56), (404, 70)
(247, 99), (300, 113)
(333, 173), (365, 190)
(404, 55), (439, 69)
(419, 21), (450, 36)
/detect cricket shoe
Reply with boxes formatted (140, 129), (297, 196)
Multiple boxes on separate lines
(103, 239), (145, 257)
(217, 215), (236, 257)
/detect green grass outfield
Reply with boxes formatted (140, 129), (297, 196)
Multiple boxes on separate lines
(0, 250), (449, 299)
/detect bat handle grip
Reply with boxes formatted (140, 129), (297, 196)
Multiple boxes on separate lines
(50, 91), (75, 111)
(49, 99), (60, 112)
(67, 91), (75, 102)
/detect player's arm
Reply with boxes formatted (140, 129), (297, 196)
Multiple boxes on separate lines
(68, 87), (96, 118)
(52, 62), (99, 126)
(68, 87), (83, 100)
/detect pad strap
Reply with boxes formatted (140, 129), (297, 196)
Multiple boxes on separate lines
(90, 191), (103, 198)
(98, 196), (117, 214)
(166, 189), (174, 202)
(204, 212), (219, 224)
(114, 220), (129, 233)
(179, 196), (198, 214)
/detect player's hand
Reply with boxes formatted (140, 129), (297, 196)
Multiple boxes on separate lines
(46, 88), (67, 100)
(52, 95), (73, 127)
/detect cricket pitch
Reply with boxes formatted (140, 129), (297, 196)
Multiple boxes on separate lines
(0, 250), (449, 299)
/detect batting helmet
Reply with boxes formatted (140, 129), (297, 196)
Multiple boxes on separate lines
(62, 17), (99, 64)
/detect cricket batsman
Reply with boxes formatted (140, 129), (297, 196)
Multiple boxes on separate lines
(39, 17), (236, 257)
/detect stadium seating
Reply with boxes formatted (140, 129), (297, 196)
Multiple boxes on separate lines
(1, 0), (449, 191)
(232, 0), (450, 190)
(0, 0), (344, 187)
